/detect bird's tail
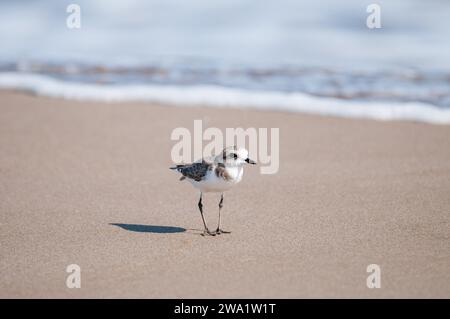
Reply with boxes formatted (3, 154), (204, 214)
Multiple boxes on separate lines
(170, 165), (187, 181)
(170, 164), (185, 171)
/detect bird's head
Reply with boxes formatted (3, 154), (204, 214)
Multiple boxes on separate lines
(217, 146), (256, 167)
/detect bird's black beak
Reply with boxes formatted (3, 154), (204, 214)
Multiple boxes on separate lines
(245, 158), (256, 165)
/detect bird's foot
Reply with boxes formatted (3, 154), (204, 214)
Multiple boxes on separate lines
(201, 229), (216, 236)
(215, 228), (231, 235)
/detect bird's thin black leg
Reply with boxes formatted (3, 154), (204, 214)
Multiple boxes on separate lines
(198, 193), (215, 236)
(216, 193), (231, 234)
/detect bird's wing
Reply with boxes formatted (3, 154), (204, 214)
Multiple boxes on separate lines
(172, 160), (212, 182)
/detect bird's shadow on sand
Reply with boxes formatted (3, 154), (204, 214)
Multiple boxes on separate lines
(110, 223), (201, 235)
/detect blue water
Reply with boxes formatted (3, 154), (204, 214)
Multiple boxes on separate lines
(1, 0), (450, 122)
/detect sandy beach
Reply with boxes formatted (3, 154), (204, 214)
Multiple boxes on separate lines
(0, 90), (449, 298)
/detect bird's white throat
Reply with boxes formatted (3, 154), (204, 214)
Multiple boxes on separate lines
(225, 165), (243, 182)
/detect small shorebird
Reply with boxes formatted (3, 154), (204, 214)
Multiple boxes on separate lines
(170, 146), (256, 236)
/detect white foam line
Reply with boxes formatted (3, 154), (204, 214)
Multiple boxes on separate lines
(1, 72), (450, 124)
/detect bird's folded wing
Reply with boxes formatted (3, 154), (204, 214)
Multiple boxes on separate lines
(177, 161), (212, 181)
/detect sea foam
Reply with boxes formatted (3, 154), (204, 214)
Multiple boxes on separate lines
(1, 72), (450, 125)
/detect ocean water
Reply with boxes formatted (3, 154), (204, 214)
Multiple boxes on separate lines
(1, 0), (450, 124)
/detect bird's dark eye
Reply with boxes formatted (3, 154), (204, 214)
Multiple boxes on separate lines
(233, 153), (238, 159)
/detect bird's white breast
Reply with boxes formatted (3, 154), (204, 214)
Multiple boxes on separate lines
(189, 165), (243, 193)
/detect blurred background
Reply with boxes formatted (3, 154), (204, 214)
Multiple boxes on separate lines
(0, 0), (449, 114)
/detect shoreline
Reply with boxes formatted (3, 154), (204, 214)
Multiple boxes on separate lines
(2, 71), (450, 124)
(1, 90), (449, 298)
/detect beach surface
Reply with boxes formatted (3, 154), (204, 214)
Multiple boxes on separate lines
(0, 90), (449, 298)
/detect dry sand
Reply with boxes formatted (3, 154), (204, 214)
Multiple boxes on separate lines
(0, 90), (449, 298)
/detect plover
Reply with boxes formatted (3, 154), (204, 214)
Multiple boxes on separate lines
(170, 146), (256, 236)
